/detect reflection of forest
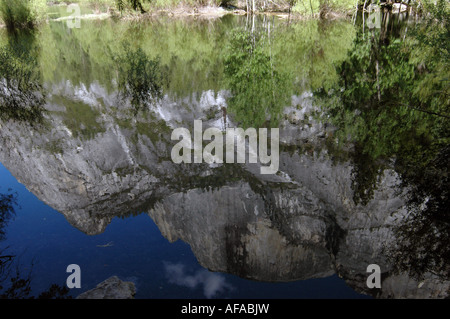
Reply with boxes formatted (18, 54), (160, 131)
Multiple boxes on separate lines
(315, 6), (449, 280)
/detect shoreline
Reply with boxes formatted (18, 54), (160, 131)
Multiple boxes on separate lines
(2, 1), (417, 29)
(47, 2), (354, 21)
(0, 10), (350, 30)
(0, 1), (365, 29)
(1, 0), (423, 28)
(112, 5), (353, 21)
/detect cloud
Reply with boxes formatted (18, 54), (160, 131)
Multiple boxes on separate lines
(164, 262), (233, 299)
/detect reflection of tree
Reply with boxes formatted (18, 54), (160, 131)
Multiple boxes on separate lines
(0, 191), (17, 242)
(316, 8), (449, 280)
(389, 145), (450, 280)
(0, 258), (34, 299)
(316, 26), (415, 205)
(116, 0), (147, 13)
(114, 43), (169, 115)
(0, 191), (70, 299)
(223, 28), (291, 128)
(0, 191), (19, 297)
(0, 190), (28, 298)
(387, 3), (449, 279)
(0, 31), (46, 124)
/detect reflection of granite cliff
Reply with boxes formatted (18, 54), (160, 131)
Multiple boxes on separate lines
(0, 82), (448, 298)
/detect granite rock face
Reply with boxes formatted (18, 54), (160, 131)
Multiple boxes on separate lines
(149, 183), (335, 282)
(77, 276), (136, 299)
(0, 83), (448, 298)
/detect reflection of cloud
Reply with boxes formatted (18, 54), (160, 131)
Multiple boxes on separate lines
(164, 262), (233, 299)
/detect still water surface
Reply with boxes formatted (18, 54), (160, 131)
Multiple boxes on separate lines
(0, 8), (448, 298)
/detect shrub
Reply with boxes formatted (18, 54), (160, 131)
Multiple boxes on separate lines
(0, 0), (46, 30)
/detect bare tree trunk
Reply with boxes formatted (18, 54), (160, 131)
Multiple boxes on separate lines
(288, 6), (291, 25)
(406, 0), (411, 18)
(385, 11), (389, 34)
(246, 7), (249, 29)
(376, 60), (381, 102)
(362, 4), (366, 33)
(353, 0), (359, 25)
(252, 11), (255, 35)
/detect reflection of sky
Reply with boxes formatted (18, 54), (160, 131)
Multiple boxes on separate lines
(0, 162), (370, 299)
(164, 262), (233, 299)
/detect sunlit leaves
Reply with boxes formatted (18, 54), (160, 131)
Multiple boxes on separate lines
(223, 29), (291, 128)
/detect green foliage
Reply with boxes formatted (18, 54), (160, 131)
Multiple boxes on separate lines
(28, 14), (356, 142)
(327, 0), (355, 12)
(36, 14), (355, 101)
(114, 43), (169, 113)
(224, 29), (292, 128)
(317, 22), (448, 205)
(37, 17), (234, 96)
(0, 0), (34, 30)
(389, 0), (450, 280)
(0, 40), (46, 124)
(316, 7), (449, 278)
(272, 19), (356, 91)
(292, 0), (355, 16)
(29, 0), (47, 20)
(293, 0), (320, 15)
(0, 0), (46, 30)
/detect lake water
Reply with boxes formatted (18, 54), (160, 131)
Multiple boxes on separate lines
(0, 6), (448, 299)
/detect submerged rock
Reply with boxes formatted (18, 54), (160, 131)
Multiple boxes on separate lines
(76, 276), (136, 299)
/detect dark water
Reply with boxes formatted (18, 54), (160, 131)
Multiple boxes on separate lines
(0, 7), (448, 299)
